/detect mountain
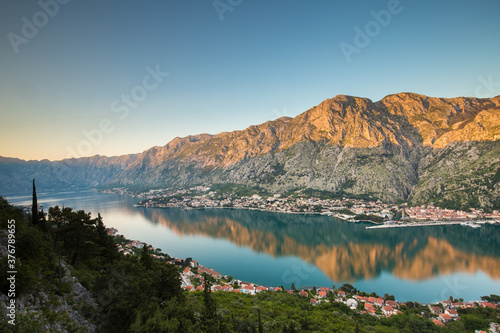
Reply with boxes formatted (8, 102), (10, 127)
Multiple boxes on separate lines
(106, 93), (500, 208)
(1, 93), (499, 209)
(0, 154), (139, 194)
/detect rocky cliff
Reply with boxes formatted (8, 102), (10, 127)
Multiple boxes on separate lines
(107, 93), (500, 208)
(1, 93), (499, 209)
(0, 154), (139, 194)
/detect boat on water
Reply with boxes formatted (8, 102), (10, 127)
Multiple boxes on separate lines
(460, 221), (481, 228)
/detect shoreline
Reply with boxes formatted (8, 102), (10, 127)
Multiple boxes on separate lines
(111, 227), (497, 306)
(135, 203), (370, 222)
(366, 220), (497, 229)
(135, 203), (500, 227)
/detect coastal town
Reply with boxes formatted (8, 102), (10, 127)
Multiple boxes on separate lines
(109, 185), (500, 227)
(107, 226), (499, 331)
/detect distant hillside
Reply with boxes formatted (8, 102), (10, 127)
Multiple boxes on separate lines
(1, 93), (499, 209)
(0, 154), (139, 194)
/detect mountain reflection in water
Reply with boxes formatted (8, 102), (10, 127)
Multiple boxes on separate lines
(137, 207), (500, 283)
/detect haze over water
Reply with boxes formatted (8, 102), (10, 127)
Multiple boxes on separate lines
(7, 190), (500, 303)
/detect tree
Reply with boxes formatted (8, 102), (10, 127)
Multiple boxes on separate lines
(48, 206), (65, 288)
(184, 257), (193, 267)
(201, 276), (217, 333)
(481, 294), (500, 303)
(156, 263), (183, 300)
(291, 283), (296, 291)
(140, 244), (153, 270)
(31, 179), (38, 226)
(60, 209), (98, 266)
(95, 213), (118, 266)
(340, 283), (354, 293)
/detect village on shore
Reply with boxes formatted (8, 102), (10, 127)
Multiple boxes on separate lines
(108, 185), (500, 227)
(107, 226), (500, 330)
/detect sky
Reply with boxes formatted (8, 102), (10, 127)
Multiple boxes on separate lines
(1, 0), (499, 161)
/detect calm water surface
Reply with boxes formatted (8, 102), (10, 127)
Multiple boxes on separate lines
(6, 190), (500, 303)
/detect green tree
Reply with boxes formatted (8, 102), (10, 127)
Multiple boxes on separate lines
(95, 256), (155, 332)
(156, 263), (183, 300)
(48, 205), (65, 287)
(140, 244), (153, 270)
(481, 294), (500, 303)
(340, 283), (354, 293)
(384, 293), (395, 301)
(95, 213), (118, 266)
(201, 276), (217, 333)
(31, 179), (38, 226)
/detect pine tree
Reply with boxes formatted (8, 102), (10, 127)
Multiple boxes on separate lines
(140, 244), (153, 270)
(32, 179), (38, 226)
(201, 275), (217, 333)
(95, 213), (118, 266)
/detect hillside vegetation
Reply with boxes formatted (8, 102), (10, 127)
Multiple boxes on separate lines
(1, 198), (498, 332)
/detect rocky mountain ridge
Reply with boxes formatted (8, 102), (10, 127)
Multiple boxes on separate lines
(0, 154), (139, 194)
(1, 93), (499, 209)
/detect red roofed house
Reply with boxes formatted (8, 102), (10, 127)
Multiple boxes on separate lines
(185, 285), (194, 291)
(201, 267), (222, 279)
(481, 302), (496, 309)
(338, 290), (346, 297)
(299, 290), (308, 297)
(287, 290), (293, 295)
(364, 303), (376, 314)
(429, 306), (443, 314)
(439, 313), (452, 324)
(183, 267), (194, 277)
(243, 285), (255, 295)
(310, 298), (317, 305)
(256, 286), (268, 293)
(441, 300), (452, 308)
(320, 287), (330, 293)
(196, 285), (204, 291)
(355, 295), (369, 303)
(385, 300), (397, 308)
(382, 305), (396, 316)
(318, 291), (327, 298)
(461, 302), (476, 309)
(432, 319), (446, 327)
(445, 309), (459, 318)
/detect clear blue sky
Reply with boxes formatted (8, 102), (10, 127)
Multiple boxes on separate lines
(1, 0), (499, 161)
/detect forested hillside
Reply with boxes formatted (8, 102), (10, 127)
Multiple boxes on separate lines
(0, 198), (498, 332)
